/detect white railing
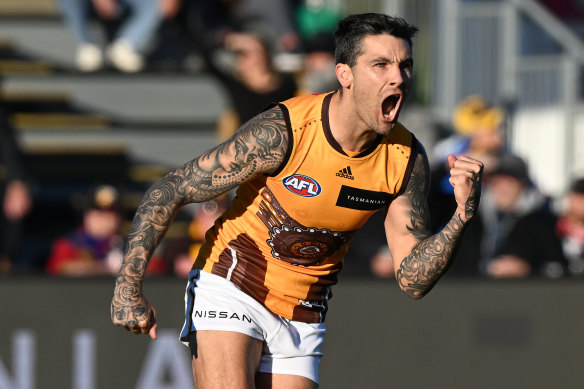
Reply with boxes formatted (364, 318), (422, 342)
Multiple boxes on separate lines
(432, 0), (584, 195)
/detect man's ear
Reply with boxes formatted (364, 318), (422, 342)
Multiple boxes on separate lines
(335, 63), (353, 89)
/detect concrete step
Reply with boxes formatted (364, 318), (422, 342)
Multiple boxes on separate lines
(0, 59), (52, 75)
(0, 0), (58, 18)
(11, 112), (108, 129)
(1, 89), (72, 112)
(3, 73), (227, 123)
(19, 125), (219, 170)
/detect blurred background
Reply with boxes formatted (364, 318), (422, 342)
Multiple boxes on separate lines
(1, 0), (584, 388)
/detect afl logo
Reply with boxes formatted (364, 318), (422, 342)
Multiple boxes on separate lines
(282, 174), (322, 197)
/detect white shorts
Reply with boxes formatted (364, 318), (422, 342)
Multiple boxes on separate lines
(180, 269), (326, 384)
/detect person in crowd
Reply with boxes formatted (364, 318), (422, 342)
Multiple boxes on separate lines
(183, 0), (301, 56)
(110, 13), (484, 388)
(0, 106), (32, 274)
(160, 195), (231, 278)
(45, 184), (125, 276)
(295, 31), (339, 95)
(176, 0), (300, 140)
(191, 29), (298, 141)
(429, 95), (504, 233)
(556, 177), (584, 275)
(293, 0), (342, 94)
(477, 155), (554, 277)
(60, 0), (180, 72)
(490, 176), (584, 278)
(444, 153), (554, 277)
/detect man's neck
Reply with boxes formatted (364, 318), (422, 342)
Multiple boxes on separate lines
(328, 91), (379, 153)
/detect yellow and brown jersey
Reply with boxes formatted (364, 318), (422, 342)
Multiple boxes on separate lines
(193, 92), (417, 323)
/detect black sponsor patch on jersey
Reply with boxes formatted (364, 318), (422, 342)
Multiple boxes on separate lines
(335, 185), (392, 210)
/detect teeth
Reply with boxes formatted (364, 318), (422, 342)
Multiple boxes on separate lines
(382, 95), (399, 120)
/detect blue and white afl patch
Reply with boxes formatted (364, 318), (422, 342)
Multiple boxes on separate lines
(282, 174), (322, 197)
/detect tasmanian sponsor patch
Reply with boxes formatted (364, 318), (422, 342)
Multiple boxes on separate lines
(335, 185), (392, 210)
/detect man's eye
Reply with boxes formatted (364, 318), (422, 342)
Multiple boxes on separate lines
(375, 63), (386, 68)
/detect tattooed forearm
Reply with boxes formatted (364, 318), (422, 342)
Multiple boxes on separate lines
(465, 171), (481, 220)
(404, 146), (431, 240)
(112, 269), (145, 319)
(395, 142), (470, 299)
(393, 148), (483, 299)
(397, 214), (465, 299)
(114, 107), (288, 287)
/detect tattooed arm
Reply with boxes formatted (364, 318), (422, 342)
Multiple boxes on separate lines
(111, 106), (289, 338)
(384, 142), (483, 299)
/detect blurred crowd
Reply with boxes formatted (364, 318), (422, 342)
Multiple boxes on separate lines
(1, 0), (583, 280)
(365, 95), (584, 280)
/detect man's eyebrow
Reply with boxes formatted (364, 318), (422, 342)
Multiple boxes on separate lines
(369, 56), (392, 64)
(402, 57), (414, 66)
(368, 56), (414, 65)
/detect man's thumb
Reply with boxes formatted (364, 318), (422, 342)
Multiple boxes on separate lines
(149, 323), (158, 340)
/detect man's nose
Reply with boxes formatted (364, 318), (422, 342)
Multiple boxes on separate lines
(388, 65), (405, 87)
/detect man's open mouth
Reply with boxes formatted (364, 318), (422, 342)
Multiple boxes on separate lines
(382, 94), (401, 122)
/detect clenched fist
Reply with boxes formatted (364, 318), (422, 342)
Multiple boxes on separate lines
(447, 155), (483, 223)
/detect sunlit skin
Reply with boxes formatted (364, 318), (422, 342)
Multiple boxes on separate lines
(329, 34), (413, 153)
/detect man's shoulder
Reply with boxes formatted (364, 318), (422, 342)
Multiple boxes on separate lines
(280, 92), (332, 110)
(384, 121), (421, 158)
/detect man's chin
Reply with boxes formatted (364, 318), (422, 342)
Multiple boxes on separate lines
(377, 121), (396, 135)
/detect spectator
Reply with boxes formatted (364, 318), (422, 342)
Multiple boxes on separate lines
(293, 0), (342, 92)
(190, 29), (298, 141)
(45, 184), (124, 276)
(452, 154), (554, 277)
(490, 177), (584, 278)
(557, 177), (584, 275)
(176, 0), (300, 139)
(429, 95), (504, 233)
(161, 195), (231, 277)
(0, 106), (32, 274)
(60, 0), (180, 72)
(295, 32), (339, 95)
(233, 0), (300, 54)
(183, 0), (300, 55)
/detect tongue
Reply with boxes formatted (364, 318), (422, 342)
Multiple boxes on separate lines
(382, 96), (396, 117)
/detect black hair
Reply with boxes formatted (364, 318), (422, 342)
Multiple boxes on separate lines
(334, 13), (418, 67)
(571, 177), (584, 194)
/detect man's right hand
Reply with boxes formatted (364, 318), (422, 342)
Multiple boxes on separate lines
(111, 284), (158, 340)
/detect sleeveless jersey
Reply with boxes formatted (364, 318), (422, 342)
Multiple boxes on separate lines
(193, 92), (417, 323)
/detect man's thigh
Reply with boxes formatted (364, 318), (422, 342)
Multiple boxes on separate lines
(189, 330), (263, 389)
(256, 372), (319, 389)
